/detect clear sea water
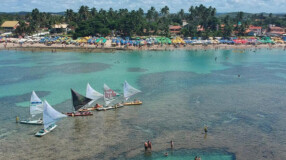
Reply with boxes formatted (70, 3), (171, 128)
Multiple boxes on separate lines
(1, 48), (286, 159)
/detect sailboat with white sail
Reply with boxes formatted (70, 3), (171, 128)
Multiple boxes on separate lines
(35, 100), (67, 137)
(65, 89), (93, 116)
(20, 91), (43, 125)
(123, 81), (142, 106)
(97, 84), (122, 111)
(79, 83), (103, 111)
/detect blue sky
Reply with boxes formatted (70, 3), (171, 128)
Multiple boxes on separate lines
(1, 0), (285, 13)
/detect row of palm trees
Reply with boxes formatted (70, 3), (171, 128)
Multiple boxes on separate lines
(4, 5), (286, 38)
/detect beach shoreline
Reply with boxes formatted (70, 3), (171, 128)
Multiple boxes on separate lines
(0, 41), (285, 53)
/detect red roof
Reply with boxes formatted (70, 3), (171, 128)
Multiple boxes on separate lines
(270, 26), (284, 29)
(269, 31), (285, 34)
(169, 26), (182, 30)
(249, 25), (261, 30)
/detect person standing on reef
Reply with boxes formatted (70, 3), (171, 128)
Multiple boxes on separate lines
(144, 142), (148, 150)
(204, 126), (208, 133)
(170, 140), (174, 149)
(148, 141), (152, 150)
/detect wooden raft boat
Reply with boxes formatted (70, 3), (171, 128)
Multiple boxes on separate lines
(65, 111), (93, 117)
(123, 100), (143, 106)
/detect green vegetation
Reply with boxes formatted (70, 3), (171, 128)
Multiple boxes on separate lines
(1, 5), (286, 38)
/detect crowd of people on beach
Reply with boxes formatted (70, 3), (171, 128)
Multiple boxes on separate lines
(0, 36), (286, 52)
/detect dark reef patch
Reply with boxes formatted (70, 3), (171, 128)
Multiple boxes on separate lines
(0, 91), (50, 121)
(128, 67), (148, 72)
(0, 62), (111, 85)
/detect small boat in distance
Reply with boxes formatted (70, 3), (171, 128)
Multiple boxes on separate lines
(79, 83), (103, 111)
(35, 100), (67, 137)
(20, 91), (43, 125)
(65, 89), (93, 116)
(123, 81), (142, 106)
(97, 84), (123, 111)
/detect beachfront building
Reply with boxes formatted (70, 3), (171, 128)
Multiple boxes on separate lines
(1, 21), (19, 32)
(267, 24), (285, 36)
(246, 25), (262, 36)
(169, 25), (182, 35)
(50, 23), (68, 34)
(182, 20), (188, 27)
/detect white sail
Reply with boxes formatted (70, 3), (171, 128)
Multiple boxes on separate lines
(103, 84), (119, 105)
(86, 83), (103, 103)
(124, 81), (141, 100)
(43, 100), (67, 129)
(30, 91), (43, 117)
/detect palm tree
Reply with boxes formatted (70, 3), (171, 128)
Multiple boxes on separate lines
(146, 6), (155, 21)
(178, 9), (185, 19)
(91, 7), (97, 17)
(31, 8), (41, 33)
(78, 5), (90, 21)
(31, 8), (40, 22)
(65, 9), (75, 23)
(236, 11), (244, 23)
(15, 21), (29, 37)
(108, 8), (115, 18)
(160, 6), (169, 17)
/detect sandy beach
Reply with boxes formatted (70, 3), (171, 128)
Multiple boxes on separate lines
(0, 40), (285, 53)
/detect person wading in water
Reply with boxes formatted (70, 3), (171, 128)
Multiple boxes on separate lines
(148, 140), (152, 150)
(144, 142), (148, 150)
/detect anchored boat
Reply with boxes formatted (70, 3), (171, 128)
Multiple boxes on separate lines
(20, 91), (43, 125)
(97, 84), (123, 111)
(79, 83), (103, 111)
(123, 81), (142, 106)
(65, 89), (93, 116)
(35, 100), (67, 137)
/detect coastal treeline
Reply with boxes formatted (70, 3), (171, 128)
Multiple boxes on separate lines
(1, 5), (286, 38)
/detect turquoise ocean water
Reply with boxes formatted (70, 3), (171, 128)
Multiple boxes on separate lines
(1, 48), (286, 159)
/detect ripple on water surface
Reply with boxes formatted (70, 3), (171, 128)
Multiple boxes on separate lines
(1, 49), (286, 159)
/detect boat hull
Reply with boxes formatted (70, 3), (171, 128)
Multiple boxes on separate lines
(20, 119), (43, 125)
(35, 124), (57, 137)
(65, 111), (93, 116)
(96, 105), (124, 111)
(78, 105), (103, 111)
(123, 101), (143, 106)
(96, 106), (114, 111)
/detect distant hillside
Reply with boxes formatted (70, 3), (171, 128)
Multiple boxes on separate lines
(0, 11), (30, 15)
(216, 12), (252, 18)
(216, 12), (286, 18)
(0, 11), (65, 15)
(0, 11), (285, 17)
